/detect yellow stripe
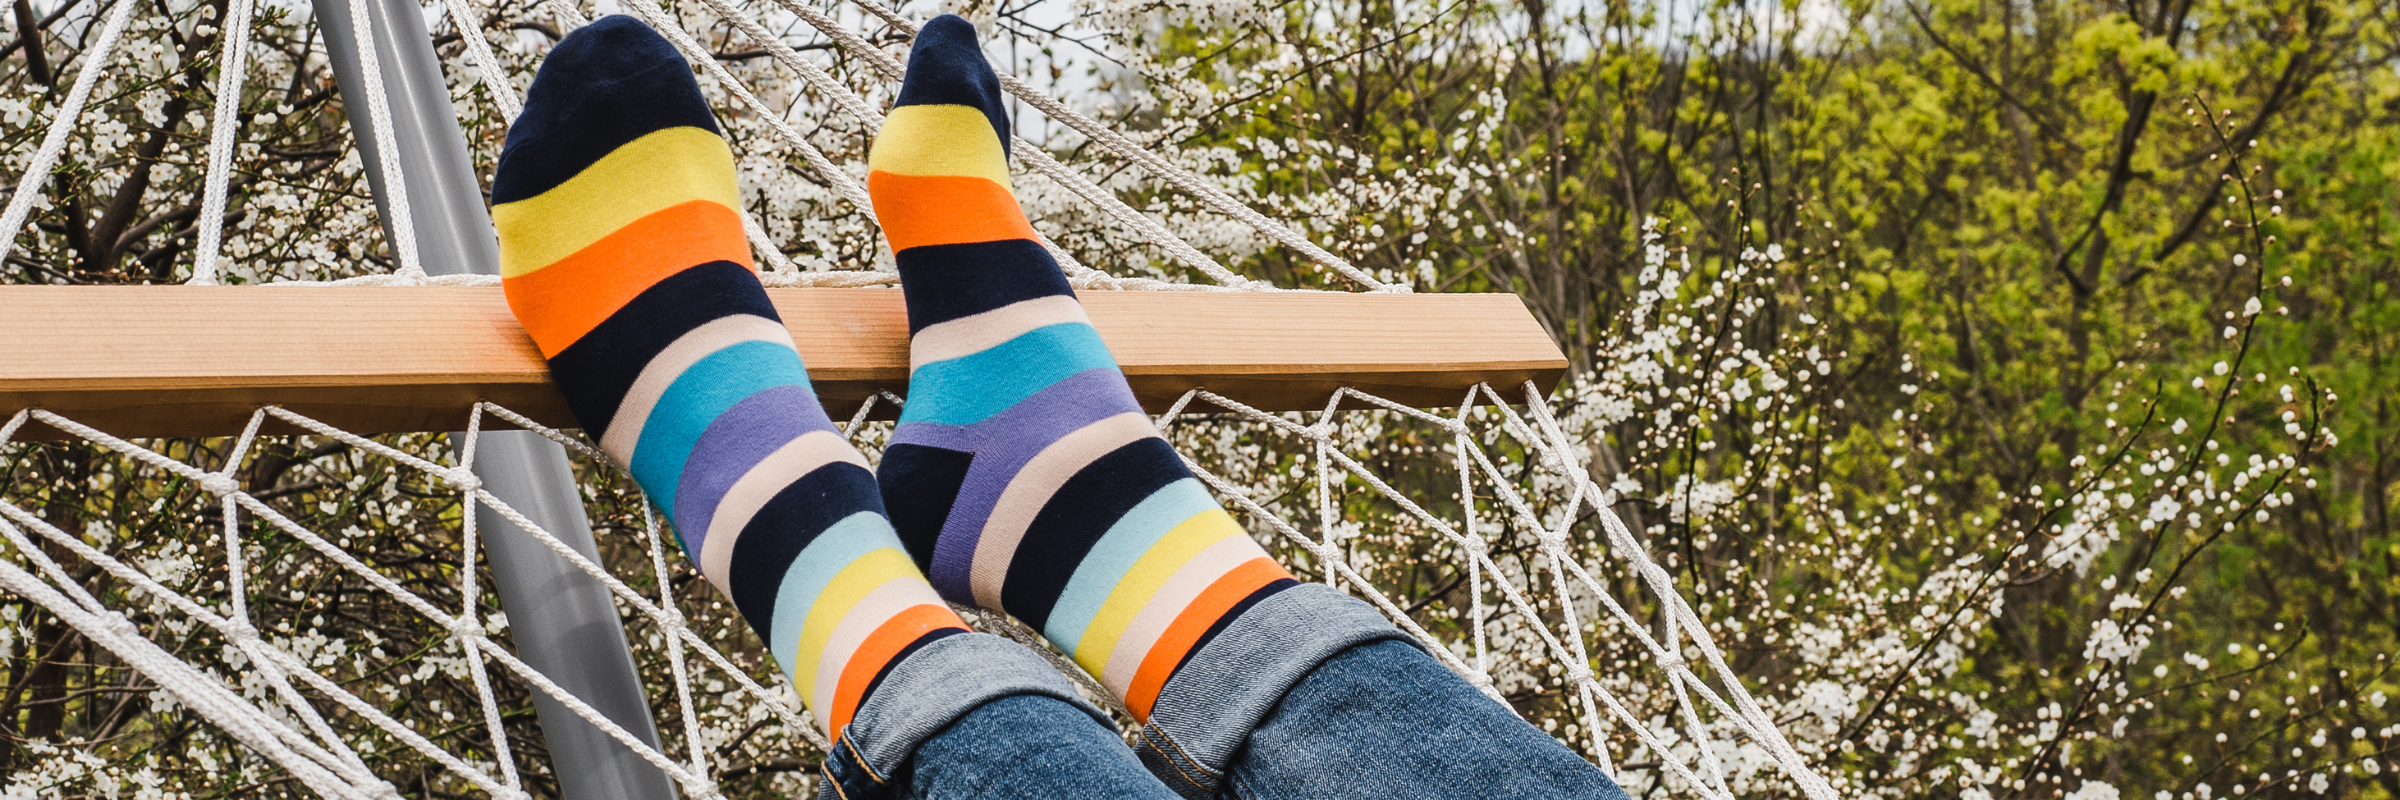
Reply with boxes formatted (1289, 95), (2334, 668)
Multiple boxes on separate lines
(492, 127), (741, 278)
(867, 105), (1013, 191)
(789, 548), (920, 695)
(1071, 509), (1246, 676)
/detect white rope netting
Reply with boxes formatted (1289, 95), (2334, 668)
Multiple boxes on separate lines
(0, 0), (1838, 797)
(0, 382), (1835, 799)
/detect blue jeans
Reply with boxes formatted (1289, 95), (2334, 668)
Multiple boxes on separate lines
(817, 590), (1628, 799)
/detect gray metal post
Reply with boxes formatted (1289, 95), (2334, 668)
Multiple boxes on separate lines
(311, 2), (680, 798)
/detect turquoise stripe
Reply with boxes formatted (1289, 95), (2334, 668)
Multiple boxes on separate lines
(766, 512), (903, 676)
(1042, 478), (1219, 653)
(629, 340), (811, 516)
(900, 323), (1115, 426)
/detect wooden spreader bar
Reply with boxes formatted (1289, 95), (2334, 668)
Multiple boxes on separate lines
(0, 286), (1567, 439)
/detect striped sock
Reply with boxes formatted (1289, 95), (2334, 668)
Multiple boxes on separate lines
(494, 16), (966, 740)
(871, 16), (1297, 723)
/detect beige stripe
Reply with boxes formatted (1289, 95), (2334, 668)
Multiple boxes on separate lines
(807, 580), (944, 715)
(908, 295), (1089, 370)
(968, 412), (1160, 609)
(697, 430), (870, 594)
(598, 315), (794, 466)
(1098, 534), (1261, 697)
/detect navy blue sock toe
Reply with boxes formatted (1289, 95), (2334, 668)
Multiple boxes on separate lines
(894, 14), (1010, 155)
(493, 15), (718, 203)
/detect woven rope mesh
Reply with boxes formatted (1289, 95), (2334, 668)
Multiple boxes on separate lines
(0, 0), (1838, 797)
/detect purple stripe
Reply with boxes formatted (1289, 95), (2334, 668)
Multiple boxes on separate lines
(670, 385), (838, 553)
(893, 368), (1141, 598)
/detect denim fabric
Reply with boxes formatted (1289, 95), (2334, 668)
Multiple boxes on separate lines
(842, 596), (1627, 800)
(1222, 639), (1631, 800)
(1130, 583), (1413, 797)
(817, 632), (1109, 800)
(896, 694), (1179, 800)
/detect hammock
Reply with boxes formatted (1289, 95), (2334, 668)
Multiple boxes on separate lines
(0, 0), (1838, 797)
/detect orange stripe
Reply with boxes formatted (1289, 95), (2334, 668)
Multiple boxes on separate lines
(1122, 558), (1288, 721)
(501, 200), (752, 356)
(825, 604), (962, 732)
(867, 171), (1036, 252)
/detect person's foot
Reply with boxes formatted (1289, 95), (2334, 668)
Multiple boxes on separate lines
(869, 15), (1297, 721)
(494, 15), (965, 737)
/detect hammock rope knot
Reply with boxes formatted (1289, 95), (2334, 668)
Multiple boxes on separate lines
(441, 467), (484, 493)
(222, 619), (260, 642)
(450, 616), (489, 642)
(199, 473), (241, 497)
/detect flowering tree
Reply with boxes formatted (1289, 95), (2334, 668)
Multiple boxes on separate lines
(3, 0), (2397, 798)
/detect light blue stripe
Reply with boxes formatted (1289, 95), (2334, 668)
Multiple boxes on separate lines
(1042, 478), (1219, 653)
(628, 340), (811, 516)
(900, 323), (1115, 426)
(766, 512), (905, 676)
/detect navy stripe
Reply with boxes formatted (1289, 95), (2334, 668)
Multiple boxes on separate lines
(544, 261), (778, 437)
(1001, 438), (1189, 630)
(894, 239), (1074, 334)
(1169, 578), (1296, 681)
(494, 16), (720, 203)
(854, 626), (967, 713)
(891, 15), (1009, 157)
(725, 462), (884, 640)
(877, 443), (976, 575)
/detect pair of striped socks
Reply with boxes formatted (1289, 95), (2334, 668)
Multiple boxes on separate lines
(492, 14), (1295, 746)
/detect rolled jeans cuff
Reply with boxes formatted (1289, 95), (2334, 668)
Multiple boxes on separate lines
(816, 632), (1110, 800)
(1132, 583), (1415, 799)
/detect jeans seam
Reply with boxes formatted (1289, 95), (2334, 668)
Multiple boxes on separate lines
(1147, 724), (1222, 780)
(1136, 726), (1193, 789)
(841, 735), (887, 785)
(820, 762), (855, 800)
(1138, 723), (1217, 794)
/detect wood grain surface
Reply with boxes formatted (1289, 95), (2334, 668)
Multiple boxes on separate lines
(0, 285), (1566, 439)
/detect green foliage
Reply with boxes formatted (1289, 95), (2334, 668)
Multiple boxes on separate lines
(3, 0), (2396, 795)
(1125, 0), (2400, 793)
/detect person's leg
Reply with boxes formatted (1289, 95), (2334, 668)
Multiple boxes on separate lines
(871, 12), (1391, 728)
(867, 15), (1630, 799)
(900, 695), (1170, 799)
(1223, 640), (1630, 800)
(492, 18), (1161, 799)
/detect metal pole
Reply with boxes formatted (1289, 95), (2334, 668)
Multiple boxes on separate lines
(311, 2), (680, 798)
